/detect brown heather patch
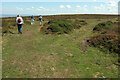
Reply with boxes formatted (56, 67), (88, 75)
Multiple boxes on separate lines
(87, 34), (119, 54)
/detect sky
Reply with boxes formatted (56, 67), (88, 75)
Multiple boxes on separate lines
(1, 0), (120, 16)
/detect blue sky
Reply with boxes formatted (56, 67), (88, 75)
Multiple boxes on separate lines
(1, 0), (119, 15)
(1, 0), (119, 2)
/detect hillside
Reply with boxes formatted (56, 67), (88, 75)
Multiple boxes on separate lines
(2, 14), (119, 78)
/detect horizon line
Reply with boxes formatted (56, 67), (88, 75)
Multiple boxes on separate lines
(1, 13), (119, 18)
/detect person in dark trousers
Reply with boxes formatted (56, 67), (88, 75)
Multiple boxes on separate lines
(31, 15), (34, 25)
(39, 15), (42, 26)
(16, 15), (24, 34)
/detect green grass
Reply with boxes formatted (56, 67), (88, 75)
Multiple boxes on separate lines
(2, 18), (119, 78)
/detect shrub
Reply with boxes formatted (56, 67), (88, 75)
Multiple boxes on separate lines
(79, 20), (85, 22)
(41, 19), (87, 34)
(47, 24), (63, 33)
(87, 34), (119, 54)
(93, 21), (113, 31)
(46, 19), (80, 34)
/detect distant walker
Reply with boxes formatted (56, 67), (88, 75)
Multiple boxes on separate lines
(31, 15), (34, 25)
(39, 15), (42, 26)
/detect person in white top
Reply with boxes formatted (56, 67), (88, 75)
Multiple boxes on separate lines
(39, 15), (42, 26)
(16, 15), (24, 34)
(31, 15), (34, 25)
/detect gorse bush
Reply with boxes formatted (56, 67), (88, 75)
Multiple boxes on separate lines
(45, 19), (81, 34)
(87, 34), (119, 54)
(93, 21), (113, 31)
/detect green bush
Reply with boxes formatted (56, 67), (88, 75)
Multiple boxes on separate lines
(42, 19), (85, 34)
(93, 21), (113, 31)
(47, 24), (63, 33)
(79, 20), (85, 22)
(47, 20), (78, 34)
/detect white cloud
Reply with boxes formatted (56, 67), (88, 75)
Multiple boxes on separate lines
(37, 7), (49, 11)
(60, 5), (65, 8)
(100, 4), (104, 7)
(76, 5), (80, 8)
(100, 4), (105, 9)
(93, 3), (106, 12)
(37, 7), (44, 10)
(74, 5), (88, 12)
(32, 6), (34, 9)
(108, 1), (117, 7)
(39, 6), (44, 9)
(66, 5), (71, 8)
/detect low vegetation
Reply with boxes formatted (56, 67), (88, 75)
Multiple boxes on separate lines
(40, 19), (87, 34)
(47, 20), (75, 34)
(2, 19), (17, 35)
(87, 34), (119, 54)
(93, 21), (113, 31)
(2, 15), (119, 78)
(88, 21), (119, 54)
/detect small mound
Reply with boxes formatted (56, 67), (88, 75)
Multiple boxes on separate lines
(87, 34), (119, 54)
(93, 21), (113, 31)
(41, 19), (83, 34)
(47, 20), (74, 34)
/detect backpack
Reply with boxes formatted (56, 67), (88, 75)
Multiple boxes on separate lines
(18, 18), (22, 23)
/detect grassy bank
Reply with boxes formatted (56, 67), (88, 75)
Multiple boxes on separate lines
(2, 15), (119, 78)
